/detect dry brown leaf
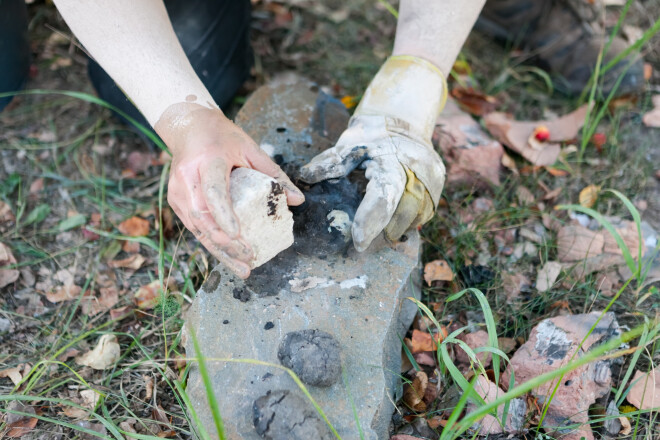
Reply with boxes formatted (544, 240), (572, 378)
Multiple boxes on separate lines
(498, 337), (518, 355)
(59, 406), (88, 420)
(57, 348), (80, 362)
(152, 404), (169, 424)
(403, 370), (428, 411)
(109, 254), (145, 270)
(516, 185), (535, 205)
(82, 286), (120, 317)
(4, 402), (37, 438)
(434, 100), (504, 188)
(80, 389), (101, 410)
(118, 216), (150, 237)
(642, 95), (660, 128)
(122, 240), (140, 253)
(501, 272), (531, 302)
(45, 284), (82, 303)
(543, 187), (562, 200)
(501, 152), (519, 175)
(75, 334), (120, 370)
(423, 260), (454, 285)
(602, 221), (644, 258)
(579, 184), (601, 208)
(110, 306), (133, 321)
(0, 366), (23, 386)
(28, 178), (44, 195)
(536, 261), (562, 292)
(556, 225), (604, 262)
(0, 242), (20, 289)
(135, 281), (161, 310)
(626, 369), (660, 410)
(144, 374), (155, 401)
(619, 413), (632, 435)
(450, 87), (499, 116)
(484, 105), (588, 166)
(410, 328), (447, 353)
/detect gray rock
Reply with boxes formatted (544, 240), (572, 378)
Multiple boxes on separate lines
(253, 390), (333, 440)
(184, 81), (422, 440)
(277, 329), (341, 387)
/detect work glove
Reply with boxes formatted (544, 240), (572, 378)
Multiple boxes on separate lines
(300, 55), (448, 251)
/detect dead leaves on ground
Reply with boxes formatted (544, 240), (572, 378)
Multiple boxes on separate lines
(2, 401), (38, 438)
(642, 95), (660, 128)
(0, 242), (20, 288)
(75, 334), (120, 370)
(423, 260), (454, 285)
(484, 105), (588, 166)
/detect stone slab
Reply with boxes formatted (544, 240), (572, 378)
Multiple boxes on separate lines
(185, 81), (422, 440)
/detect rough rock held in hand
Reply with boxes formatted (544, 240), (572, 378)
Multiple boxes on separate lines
(502, 312), (620, 440)
(230, 167), (294, 268)
(185, 80), (422, 440)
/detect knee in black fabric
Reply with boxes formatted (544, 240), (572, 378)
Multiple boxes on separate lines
(0, 0), (31, 112)
(87, 0), (253, 129)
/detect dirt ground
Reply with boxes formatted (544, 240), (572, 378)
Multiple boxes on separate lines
(1, 1), (660, 439)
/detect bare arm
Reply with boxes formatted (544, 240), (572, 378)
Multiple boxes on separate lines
(53, 0), (304, 278)
(53, 0), (216, 125)
(393, 0), (486, 74)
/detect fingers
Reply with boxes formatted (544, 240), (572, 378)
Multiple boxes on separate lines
(200, 158), (240, 239)
(384, 168), (434, 241)
(248, 149), (305, 206)
(299, 145), (370, 183)
(352, 157), (406, 252)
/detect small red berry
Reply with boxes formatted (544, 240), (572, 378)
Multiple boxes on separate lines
(533, 125), (550, 142)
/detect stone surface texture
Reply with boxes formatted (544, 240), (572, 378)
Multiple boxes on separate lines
(502, 312), (620, 440)
(229, 168), (294, 268)
(467, 375), (527, 435)
(277, 329), (341, 387)
(185, 81), (423, 440)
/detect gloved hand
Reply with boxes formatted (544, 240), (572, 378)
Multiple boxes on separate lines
(300, 55), (448, 251)
(157, 102), (305, 278)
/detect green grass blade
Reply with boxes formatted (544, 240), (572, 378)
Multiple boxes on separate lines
(189, 331), (226, 440)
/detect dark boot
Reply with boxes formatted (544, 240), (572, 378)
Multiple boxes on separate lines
(477, 0), (645, 96)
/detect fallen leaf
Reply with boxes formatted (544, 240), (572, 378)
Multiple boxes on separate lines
(644, 63), (653, 80)
(144, 374), (155, 401)
(45, 284), (82, 303)
(643, 95), (660, 128)
(434, 99), (504, 188)
(403, 370), (428, 411)
(0, 201), (15, 232)
(82, 286), (119, 317)
(484, 105), (588, 166)
(122, 241), (140, 253)
(79, 389), (101, 410)
(626, 369), (660, 410)
(0, 366), (23, 386)
(450, 87), (499, 116)
(557, 225), (605, 262)
(4, 401), (37, 438)
(135, 281), (161, 310)
(501, 272), (531, 301)
(516, 185), (535, 205)
(110, 306), (133, 321)
(152, 404), (169, 424)
(118, 217), (149, 237)
(109, 254), (145, 270)
(423, 260), (454, 285)
(28, 178), (44, 195)
(543, 187), (562, 200)
(0, 242), (20, 288)
(498, 337), (518, 355)
(501, 152), (519, 175)
(75, 334), (120, 370)
(536, 261), (562, 292)
(57, 348), (80, 362)
(545, 166), (569, 177)
(410, 328), (447, 353)
(579, 184), (601, 208)
(59, 406), (88, 420)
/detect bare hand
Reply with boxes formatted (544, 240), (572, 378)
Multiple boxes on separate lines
(156, 103), (305, 278)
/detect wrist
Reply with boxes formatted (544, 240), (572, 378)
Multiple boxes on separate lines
(354, 55), (448, 140)
(154, 102), (230, 155)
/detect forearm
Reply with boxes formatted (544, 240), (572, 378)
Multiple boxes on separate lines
(53, 0), (217, 126)
(392, 0), (486, 75)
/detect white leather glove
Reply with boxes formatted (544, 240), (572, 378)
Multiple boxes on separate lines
(300, 55), (448, 251)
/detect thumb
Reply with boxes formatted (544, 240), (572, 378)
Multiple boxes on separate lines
(299, 144), (370, 183)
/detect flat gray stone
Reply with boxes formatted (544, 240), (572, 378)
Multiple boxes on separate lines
(184, 81), (422, 440)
